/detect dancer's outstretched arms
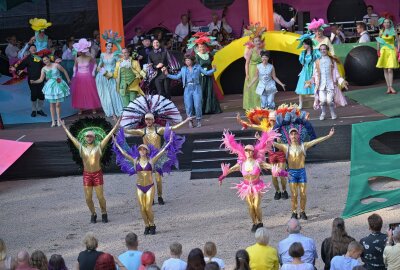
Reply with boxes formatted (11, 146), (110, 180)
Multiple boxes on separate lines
(61, 121), (80, 149)
(152, 134), (173, 163)
(124, 128), (145, 136)
(304, 127), (334, 150)
(113, 137), (136, 164)
(101, 117), (122, 150)
(260, 161), (272, 170)
(219, 163), (240, 184)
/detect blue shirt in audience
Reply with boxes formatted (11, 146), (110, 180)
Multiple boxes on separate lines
(330, 255), (360, 270)
(118, 250), (142, 270)
(278, 233), (318, 265)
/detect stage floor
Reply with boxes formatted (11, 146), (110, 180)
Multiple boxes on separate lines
(0, 85), (388, 143)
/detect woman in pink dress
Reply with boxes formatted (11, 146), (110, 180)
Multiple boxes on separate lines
(71, 38), (101, 114)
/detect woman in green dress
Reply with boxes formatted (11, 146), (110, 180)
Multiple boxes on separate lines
(243, 36), (263, 110)
(196, 43), (222, 114)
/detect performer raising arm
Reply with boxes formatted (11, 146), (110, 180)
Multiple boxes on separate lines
(273, 127), (334, 220)
(61, 117), (121, 223)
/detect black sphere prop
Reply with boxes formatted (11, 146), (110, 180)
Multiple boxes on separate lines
(344, 46), (382, 86)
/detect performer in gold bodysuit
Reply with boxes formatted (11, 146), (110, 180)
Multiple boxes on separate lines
(237, 110), (289, 200)
(114, 132), (173, 235)
(273, 127), (334, 220)
(61, 118), (121, 223)
(124, 113), (192, 204)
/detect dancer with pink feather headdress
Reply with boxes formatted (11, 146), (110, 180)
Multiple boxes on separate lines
(218, 130), (287, 232)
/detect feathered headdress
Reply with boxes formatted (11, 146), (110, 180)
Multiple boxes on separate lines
(296, 33), (317, 49)
(243, 22), (266, 49)
(187, 32), (216, 49)
(273, 104), (315, 144)
(29, 18), (52, 31)
(102, 30), (123, 45)
(307, 18), (329, 32)
(66, 117), (113, 169)
(121, 95), (183, 129)
(241, 108), (274, 132)
(378, 13), (396, 37)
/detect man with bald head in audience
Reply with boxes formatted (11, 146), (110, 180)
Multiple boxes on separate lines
(15, 251), (36, 270)
(278, 218), (318, 266)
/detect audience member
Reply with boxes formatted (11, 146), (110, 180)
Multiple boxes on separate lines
(139, 251), (155, 270)
(207, 13), (232, 34)
(383, 226), (400, 270)
(5, 35), (19, 65)
(278, 219), (318, 265)
(204, 262), (219, 270)
(95, 253), (120, 270)
(329, 24), (346, 44)
(360, 213), (387, 270)
(175, 14), (191, 42)
(246, 227), (279, 270)
(186, 248), (205, 270)
(281, 242), (314, 270)
(48, 254), (68, 270)
(118, 232), (142, 270)
(363, 5), (379, 30)
(233, 250), (250, 270)
(62, 40), (75, 60)
(274, 12), (295, 31)
(203, 242), (224, 270)
(321, 217), (355, 270)
(132, 27), (143, 45)
(330, 241), (363, 270)
(357, 22), (371, 43)
(0, 238), (16, 270)
(161, 242), (186, 270)
(77, 232), (103, 270)
(30, 250), (48, 270)
(15, 251), (35, 270)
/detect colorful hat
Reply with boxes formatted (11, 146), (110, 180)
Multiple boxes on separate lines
(29, 18), (52, 31)
(296, 33), (317, 49)
(378, 14), (396, 37)
(102, 30), (122, 45)
(187, 32), (216, 49)
(307, 18), (329, 32)
(243, 22), (266, 49)
(73, 38), (91, 53)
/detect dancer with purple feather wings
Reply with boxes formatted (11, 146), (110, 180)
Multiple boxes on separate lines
(113, 126), (185, 235)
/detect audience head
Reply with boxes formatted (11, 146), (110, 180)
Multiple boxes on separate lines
(125, 232), (138, 250)
(187, 248), (206, 270)
(30, 250), (48, 270)
(141, 251), (155, 268)
(0, 238), (7, 261)
(146, 265), (160, 270)
(181, 14), (188, 24)
(7, 35), (17, 45)
(288, 242), (304, 259)
(234, 249), (250, 270)
(393, 226), (400, 243)
(17, 250), (30, 265)
(331, 217), (348, 238)
(255, 227), (270, 245)
(48, 254), (67, 270)
(204, 242), (217, 258)
(356, 22), (367, 34)
(368, 213), (383, 232)
(29, 44), (37, 54)
(211, 29), (218, 37)
(366, 5), (374, 14)
(169, 242), (182, 257)
(94, 253), (115, 270)
(212, 13), (219, 23)
(287, 218), (301, 234)
(346, 241), (364, 259)
(135, 27), (143, 35)
(205, 261), (219, 270)
(83, 232), (98, 251)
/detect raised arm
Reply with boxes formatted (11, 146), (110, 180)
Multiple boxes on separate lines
(61, 121), (80, 149)
(56, 63), (71, 83)
(151, 134), (173, 163)
(304, 127), (334, 150)
(273, 142), (288, 153)
(113, 137), (136, 164)
(166, 117), (194, 132)
(165, 70), (182, 80)
(124, 127), (145, 136)
(100, 118), (122, 150)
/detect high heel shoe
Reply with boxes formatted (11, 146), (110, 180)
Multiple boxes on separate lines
(57, 120), (63, 127)
(51, 122), (56, 127)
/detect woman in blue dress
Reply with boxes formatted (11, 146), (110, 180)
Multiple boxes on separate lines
(31, 55), (71, 127)
(294, 35), (320, 109)
(96, 31), (124, 120)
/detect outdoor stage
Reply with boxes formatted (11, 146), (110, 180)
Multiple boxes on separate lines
(1, 82), (392, 181)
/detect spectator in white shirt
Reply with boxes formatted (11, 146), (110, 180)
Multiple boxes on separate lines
(274, 12), (295, 31)
(356, 22), (370, 43)
(131, 27), (143, 45)
(208, 13), (232, 34)
(204, 242), (225, 270)
(161, 242), (187, 270)
(5, 35), (20, 65)
(175, 14), (191, 42)
(363, 5), (379, 30)
(62, 40), (75, 60)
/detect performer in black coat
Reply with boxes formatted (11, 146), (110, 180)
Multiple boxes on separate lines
(148, 39), (170, 99)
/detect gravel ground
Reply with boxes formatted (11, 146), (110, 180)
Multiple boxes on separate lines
(1, 161), (399, 269)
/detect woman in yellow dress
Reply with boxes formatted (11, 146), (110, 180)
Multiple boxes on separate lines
(376, 17), (399, 94)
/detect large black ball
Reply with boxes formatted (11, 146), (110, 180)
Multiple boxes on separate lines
(344, 46), (382, 86)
